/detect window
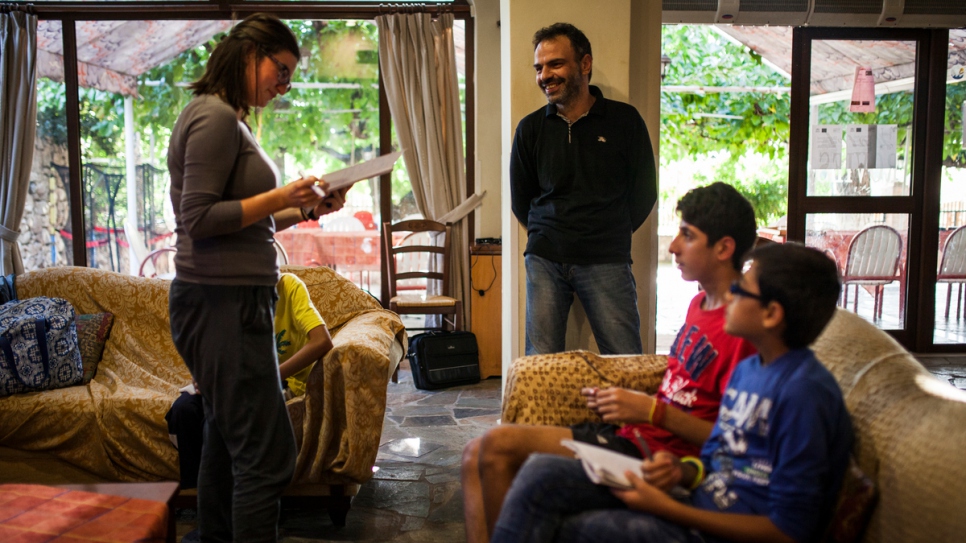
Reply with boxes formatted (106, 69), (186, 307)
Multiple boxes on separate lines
(25, 2), (472, 303)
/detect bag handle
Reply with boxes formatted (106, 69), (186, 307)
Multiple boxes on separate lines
(0, 318), (51, 390)
(34, 317), (51, 381)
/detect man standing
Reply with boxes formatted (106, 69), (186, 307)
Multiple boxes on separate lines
(511, 23), (657, 356)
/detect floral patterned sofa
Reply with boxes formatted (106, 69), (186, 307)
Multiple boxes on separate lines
(0, 265), (406, 525)
(502, 309), (966, 542)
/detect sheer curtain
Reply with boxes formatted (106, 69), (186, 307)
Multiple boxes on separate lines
(0, 9), (37, 275)
(377, 12), (468, 326)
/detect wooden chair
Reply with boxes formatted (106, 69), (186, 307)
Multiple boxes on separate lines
(273, 238), (289, 266)
(137, 247), (176, 278)
(938, 225), (966, 320)
(382, 219), (462, 331)
(840, 224), (902, 321)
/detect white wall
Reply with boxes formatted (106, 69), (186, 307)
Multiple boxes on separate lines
(473, 0), (503, 240)
(493, 0), (662, 375)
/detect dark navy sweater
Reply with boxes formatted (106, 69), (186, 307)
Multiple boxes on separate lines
(509, 86), (657, 264)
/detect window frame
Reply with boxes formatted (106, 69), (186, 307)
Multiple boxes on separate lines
(25, 0), (474, 308)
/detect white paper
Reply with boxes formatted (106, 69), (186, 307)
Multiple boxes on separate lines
(811, 125), (842, 170)
(311, 151), (404, 196)
(846, 125), (870, 169)
(561, 439), (643, 490)
(874, 124), (898, 169)
(436, 192), (486, 225)
(178, 383), (198, 395)
(845, 125), (897, 169)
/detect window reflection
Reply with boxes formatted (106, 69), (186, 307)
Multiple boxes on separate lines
(934, 29), (966, 344)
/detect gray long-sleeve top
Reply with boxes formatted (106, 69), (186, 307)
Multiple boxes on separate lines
(168, 94), (279, 286)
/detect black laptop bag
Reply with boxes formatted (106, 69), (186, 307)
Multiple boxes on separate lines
(406, 330), (481, 390)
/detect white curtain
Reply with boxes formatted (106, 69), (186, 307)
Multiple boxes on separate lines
(0, 9), (37, 275)
(377, 12), (469, 324)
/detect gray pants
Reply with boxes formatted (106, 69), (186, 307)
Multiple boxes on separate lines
(169, 280), (296, 543)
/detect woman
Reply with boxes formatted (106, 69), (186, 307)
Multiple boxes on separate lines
(167, 13), (345, 542)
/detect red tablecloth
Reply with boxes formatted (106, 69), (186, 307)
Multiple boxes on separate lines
(275, 229), (380, 271)
(0, 484), (168, 543)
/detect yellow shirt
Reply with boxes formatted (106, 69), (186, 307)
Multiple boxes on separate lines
(275, 273), (325, 397)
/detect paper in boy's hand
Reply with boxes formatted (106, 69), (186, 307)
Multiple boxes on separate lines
(308, 151), (404, 196)
(561, 439), (644, 490)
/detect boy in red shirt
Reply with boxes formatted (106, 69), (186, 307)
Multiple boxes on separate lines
(461, 182), (758, 543)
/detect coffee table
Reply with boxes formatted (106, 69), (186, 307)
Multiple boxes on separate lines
(58, 481), (180, 543)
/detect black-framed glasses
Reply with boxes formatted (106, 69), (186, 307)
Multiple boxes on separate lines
(729, 281), (763, 301)
(265, 52), (292, 93)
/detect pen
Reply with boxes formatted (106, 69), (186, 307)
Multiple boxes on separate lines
(300, 170), (327, 197)
(632, 429), (653, 461)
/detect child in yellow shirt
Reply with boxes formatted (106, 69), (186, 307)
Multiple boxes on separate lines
(166, 273), (333, 489)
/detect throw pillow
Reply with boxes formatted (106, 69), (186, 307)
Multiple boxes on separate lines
(824, 457), (878, 543)
(74, 313), (115, 384)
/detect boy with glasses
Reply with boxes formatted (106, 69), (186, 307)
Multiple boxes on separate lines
(491, 243), (853, 543)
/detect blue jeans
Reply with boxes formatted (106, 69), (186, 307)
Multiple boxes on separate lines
(525, 254), (642, 355)
(491, 455), (704, 543)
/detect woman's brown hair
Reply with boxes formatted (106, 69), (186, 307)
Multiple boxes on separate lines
(190, 13), (300, 116)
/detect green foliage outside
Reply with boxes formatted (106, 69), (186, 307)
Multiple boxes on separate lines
(660, 25), (791, 227)
(816, 85), (966, 170)
(34, 23), (965, 236)
(35, 20), (411, 235)
(660, 25), (966, 228)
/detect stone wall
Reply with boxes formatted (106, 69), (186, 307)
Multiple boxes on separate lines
(20, 137), (71, 270)
(21, 137), (131, 273)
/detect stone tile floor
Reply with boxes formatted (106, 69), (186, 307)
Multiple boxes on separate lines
(916, 355), (966, 391)
(174, 361), (502, 542)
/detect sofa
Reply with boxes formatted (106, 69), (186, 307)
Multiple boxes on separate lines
(502, 308), (966, 542)
(0, 264), (407, 525)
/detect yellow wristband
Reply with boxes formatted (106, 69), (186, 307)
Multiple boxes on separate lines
(647, 399), (658, 425)
(680, 456), (705, 490)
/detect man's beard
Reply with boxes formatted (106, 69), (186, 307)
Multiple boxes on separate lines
(542, 72), (582, 107)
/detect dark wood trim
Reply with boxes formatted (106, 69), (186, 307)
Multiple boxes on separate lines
(62, 19), (87, 267)
(378, 64), (391, 307)
(900, 27), (936, 351)
(786, 27), (809, 243)
(915, 29), (951, 352)
(464, 15), (475, 246)
(28, 1), (472, 20)
(796, 26), (931, 42)
(788, 26), (943, 350)
(37, 1), (474, 306)
(920, 343), (966, 354)
(800, 196), (916, 215)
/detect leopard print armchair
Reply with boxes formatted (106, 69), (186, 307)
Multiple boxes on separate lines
(501, 350), (668, 426)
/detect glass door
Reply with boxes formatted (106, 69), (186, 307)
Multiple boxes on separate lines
(788, 27), (939, 348)
(931, 30), (966, 346)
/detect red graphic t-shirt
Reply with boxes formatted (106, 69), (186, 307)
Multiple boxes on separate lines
(616, 292), (757, 458)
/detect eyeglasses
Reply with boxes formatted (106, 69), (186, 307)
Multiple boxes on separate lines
(265, 52), (292, 93)
(729, 281), (763, 301)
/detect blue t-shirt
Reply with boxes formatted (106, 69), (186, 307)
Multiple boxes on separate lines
(691, 349), (853, 543)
